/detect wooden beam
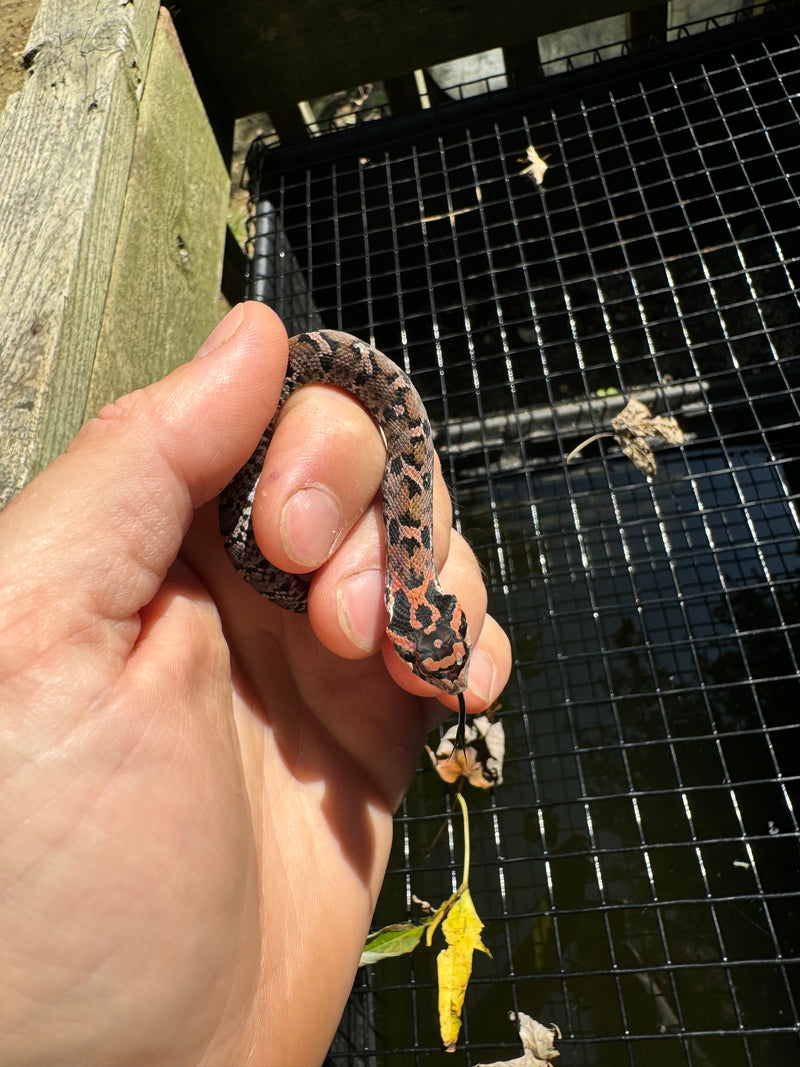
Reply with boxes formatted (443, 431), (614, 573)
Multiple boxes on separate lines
(175, 0), (666, 117)
(384, 73), (423, 116)
(503, 40), (542, 86)
(627, 4), (668, 48)
(83, 9), (230, 418)
(0, 0), (160, 505)
(222, 227), (250, 308)
(267, 100), (310, 144)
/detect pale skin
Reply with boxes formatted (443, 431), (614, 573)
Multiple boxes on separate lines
(0, 302), (511, 1066)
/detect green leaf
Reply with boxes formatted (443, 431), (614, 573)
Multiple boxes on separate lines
(359, 921), (430, 966)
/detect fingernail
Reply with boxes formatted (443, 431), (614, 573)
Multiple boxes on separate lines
(337, 569), (386, 652)
(468, 647), (496, 704)
(193, 303), (244, 359)
(280, 486), (342, 566)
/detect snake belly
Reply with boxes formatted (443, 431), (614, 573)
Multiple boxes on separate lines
(219, 329), (471, 698)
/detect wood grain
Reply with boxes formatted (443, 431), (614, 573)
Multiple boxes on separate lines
(0, 0), (160, 506)
(83, 9), (229, 418)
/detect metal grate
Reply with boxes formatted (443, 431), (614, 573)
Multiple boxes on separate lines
(246, 8), (800, 1065)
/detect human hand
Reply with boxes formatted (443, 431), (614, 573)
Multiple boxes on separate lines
(0, 302), (510, 1066)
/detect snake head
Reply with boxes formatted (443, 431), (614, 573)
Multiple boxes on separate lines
(387, 582), (470, 695)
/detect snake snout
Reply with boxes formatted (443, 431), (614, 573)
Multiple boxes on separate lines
(387, 584), (471, 693)
(414, 620), (471, 694)
(428, 660), (470, 695)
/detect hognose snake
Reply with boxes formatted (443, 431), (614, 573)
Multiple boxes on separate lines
(219, 329), (471, 745)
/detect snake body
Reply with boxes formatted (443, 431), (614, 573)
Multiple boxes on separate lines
(220, 330), (471, 715)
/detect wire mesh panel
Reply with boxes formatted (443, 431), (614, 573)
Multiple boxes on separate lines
(247, 8), (800, 1064)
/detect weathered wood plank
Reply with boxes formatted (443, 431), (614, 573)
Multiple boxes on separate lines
(174, 0), (664, 117)
(83, 9), (229, 419)
(0, 0), (160, 506)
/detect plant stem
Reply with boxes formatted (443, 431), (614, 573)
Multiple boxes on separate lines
(566, 431), (615, 464)
(424, 783), (464, 859)
(456, 792), (470, 888)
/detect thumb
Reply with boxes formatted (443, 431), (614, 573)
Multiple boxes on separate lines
(0, 301), (287, 648)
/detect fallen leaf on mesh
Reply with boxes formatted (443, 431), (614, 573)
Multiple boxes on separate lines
(477, 1012), (562, 1066)
(427, 714), (505, 788)
(567, 396), (684, 476)
(519, 145), (548, 186)
(434, 886), (492, 1051)
(611, 398), (685, 476)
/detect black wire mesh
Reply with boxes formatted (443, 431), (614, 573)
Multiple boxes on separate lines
(246, 8), (800, 1064)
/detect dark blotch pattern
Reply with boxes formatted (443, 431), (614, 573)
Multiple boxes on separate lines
(220, 329), (470, 696)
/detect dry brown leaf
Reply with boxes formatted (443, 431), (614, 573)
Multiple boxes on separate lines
(477, 1011), (562, 1066)
(519, 145), (548, 186)
(427, 714), (505, 788)
(568, 397), (685, 476)
(611, 397), (685, 477)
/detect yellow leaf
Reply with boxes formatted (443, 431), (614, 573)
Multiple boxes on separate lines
(437, 887), (492, 1051)
(425, 891), (458, 948)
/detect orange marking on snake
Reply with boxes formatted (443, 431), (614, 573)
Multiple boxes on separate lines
(220, 330), (471, 719)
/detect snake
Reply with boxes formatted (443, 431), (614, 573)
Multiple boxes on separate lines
(219, 329), (471, 745)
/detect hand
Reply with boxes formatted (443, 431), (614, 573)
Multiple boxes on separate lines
(0, 302), (511, 1066)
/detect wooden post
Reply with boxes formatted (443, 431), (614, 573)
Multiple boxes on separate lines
(0, 0), (229, 508)
(83, 10), (229, 417)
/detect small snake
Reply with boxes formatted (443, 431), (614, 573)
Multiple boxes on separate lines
(219, 330), (471, 744)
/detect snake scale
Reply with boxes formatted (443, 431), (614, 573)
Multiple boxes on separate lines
(219, 329), (471, 744)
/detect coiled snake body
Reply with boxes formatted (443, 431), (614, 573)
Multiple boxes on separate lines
(220, 330), (471, 741)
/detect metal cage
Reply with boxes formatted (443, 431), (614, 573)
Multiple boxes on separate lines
(247, 8), (800, 1063)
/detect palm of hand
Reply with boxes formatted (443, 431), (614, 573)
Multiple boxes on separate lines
(2, 512), (422, 1067)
